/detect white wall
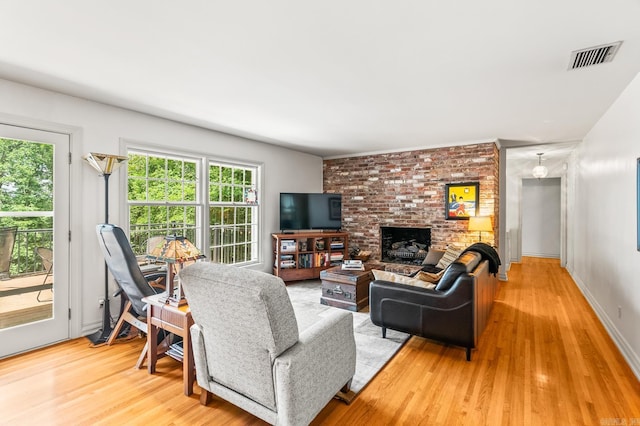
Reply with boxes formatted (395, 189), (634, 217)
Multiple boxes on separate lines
(570, 72), (640, 378)
(521, 178), (561, 258)
(505, 166), (522, 263)
(0, 78), (323, 338)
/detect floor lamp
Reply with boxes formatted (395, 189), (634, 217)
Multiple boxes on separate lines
(84, 152), (128, 345)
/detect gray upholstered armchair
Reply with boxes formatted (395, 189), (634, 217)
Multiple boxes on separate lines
(179, 262), (356, 426)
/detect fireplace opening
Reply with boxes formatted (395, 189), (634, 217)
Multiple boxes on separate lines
(381, 226), (431, 265)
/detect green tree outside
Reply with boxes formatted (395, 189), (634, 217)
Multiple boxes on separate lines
(127, 152), (257, 263)
(0, 138), (54, 275)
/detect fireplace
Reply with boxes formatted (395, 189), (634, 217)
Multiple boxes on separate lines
(381, 226), (431, 264)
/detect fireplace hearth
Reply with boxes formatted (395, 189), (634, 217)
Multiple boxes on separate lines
(381, 226), (431, 264)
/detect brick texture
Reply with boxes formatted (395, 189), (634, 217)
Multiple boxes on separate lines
(323, 142), (499, 260)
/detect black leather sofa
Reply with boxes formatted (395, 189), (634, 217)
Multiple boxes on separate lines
(369, 249), (498, 360)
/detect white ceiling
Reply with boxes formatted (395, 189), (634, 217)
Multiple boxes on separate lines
(505, 141), (579, 178)
(1, 1), (639, 158)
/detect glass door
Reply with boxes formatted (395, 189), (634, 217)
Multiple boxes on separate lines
(0, 124), (70, 358)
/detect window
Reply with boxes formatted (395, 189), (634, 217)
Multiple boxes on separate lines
(126, 148), (260, 266)
(127, 150), (200, 255)
(209, 162), (258, 264)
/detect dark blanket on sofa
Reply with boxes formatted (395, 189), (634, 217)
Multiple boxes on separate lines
(462, 242), (501, 275)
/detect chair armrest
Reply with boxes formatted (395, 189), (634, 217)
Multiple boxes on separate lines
(190, 324), (212, 392)
(273, 309), (356, 425)
(144, 272), (166, 293)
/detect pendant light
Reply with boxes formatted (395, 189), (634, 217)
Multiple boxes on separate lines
(532, 153), (548, 179)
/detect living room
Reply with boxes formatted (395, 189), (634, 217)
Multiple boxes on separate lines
(1, 1), (640, 424)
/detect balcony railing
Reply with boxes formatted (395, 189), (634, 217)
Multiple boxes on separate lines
(129, 223), (197, 256)
(8, 225), (195, 278)
(10, 228), (53, 277)
(7, 223), (254, 277)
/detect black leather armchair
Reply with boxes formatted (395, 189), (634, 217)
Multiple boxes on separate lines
(370, 250), (497, 361)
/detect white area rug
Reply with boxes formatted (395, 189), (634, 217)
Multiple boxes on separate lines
(286, 281), (410, 397)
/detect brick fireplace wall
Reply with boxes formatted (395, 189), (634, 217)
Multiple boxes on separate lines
(323, 142), (499, 260)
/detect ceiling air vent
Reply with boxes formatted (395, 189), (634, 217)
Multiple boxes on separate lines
(569, 41), (622, 70)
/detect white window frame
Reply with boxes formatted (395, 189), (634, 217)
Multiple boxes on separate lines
(124, 144), (261, 267)
(207, 159), (260, 266)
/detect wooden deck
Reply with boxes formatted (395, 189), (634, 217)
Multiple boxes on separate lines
(0, 273), (52, 329)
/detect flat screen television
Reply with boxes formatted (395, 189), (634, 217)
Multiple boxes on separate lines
(279, 193), (342, 231)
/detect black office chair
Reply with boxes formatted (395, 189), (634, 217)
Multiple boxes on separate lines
(95, 224), (167, 368)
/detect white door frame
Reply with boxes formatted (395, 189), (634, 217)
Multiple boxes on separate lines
(0, 116), (82, 357)
(515, 174), (567, 266)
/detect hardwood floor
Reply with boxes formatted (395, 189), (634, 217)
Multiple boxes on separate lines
(1, 257), (639, 425)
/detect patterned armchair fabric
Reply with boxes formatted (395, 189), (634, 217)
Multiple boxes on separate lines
(180, 262), (356, 426)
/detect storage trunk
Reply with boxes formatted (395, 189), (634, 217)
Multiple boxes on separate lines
(319, 267), (376, 312)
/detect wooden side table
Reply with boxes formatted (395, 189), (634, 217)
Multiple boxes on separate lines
(142, 293), (195, 396)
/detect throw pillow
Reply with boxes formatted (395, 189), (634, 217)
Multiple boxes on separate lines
(422, 248), (445, 266)
(436, 245), (463, 270)
(372, 269), (436, 290)
(415, 270), (444, 283)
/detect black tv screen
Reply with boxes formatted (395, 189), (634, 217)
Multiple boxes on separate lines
(279, 193), (342, 231)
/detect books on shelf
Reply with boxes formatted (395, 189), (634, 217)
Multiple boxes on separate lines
(341, 259), (364, 271)
(275, 253), (297, 268)
(299, 252), (330, 267)
(274, 233), (347, 271)
(280, 260), (296, 268)
(280, 239), (296, 253)
(341, 265), (364, 271)
(298, 253), (313, 268)
(273, 231), (349, 282)
(314, 252), (328, 267)
(167, 341), (184, 360)
(330, 253), (344, 261)
(330, 240), (344, 250)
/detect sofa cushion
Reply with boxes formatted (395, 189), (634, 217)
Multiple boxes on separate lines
(415, 270), (444, 283)
(435, 251), (482, 292)
(372, 269), (436, 290)
(436, 245), (463, 270)
(417, 264), (443, 275)
(422, 248), (445, 266)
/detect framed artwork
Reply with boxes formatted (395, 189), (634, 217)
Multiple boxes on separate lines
(445, 182), (479, 220)
(637, 158), (639, 251)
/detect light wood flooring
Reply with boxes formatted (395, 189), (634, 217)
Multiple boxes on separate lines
(1, 257), (639, 425)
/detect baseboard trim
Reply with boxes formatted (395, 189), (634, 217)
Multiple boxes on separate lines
(499, 261), (511, 281)
(81, 320), (104, 338)
(569, 270), (640, 381)
(521, 252), (560, 258)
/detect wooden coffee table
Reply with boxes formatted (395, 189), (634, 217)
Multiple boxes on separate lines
(319, 264), (383, 311)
